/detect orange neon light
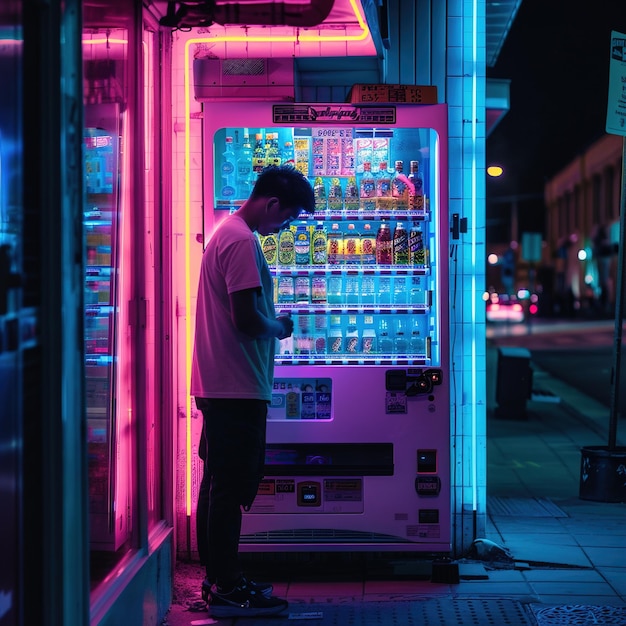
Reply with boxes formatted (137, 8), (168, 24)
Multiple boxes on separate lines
(183, 0), (370, 516)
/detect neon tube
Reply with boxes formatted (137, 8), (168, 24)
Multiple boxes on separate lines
(183, 0), (371, 516)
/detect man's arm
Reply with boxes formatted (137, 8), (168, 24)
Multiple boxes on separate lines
(230, 288), (292, 339)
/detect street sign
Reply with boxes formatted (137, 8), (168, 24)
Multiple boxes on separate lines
(606, 30), (626, 136)
(521, 232), (542, 263)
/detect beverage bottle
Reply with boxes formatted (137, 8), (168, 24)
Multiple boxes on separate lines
(344, 175), (360, 211)
(345, 315), (360, 354)
(267, 132), (281, 166)
(409, 316), (425, 354)
(391, 160), (410, 210)
(375, 161), (391, 208)
(393, 275), (407, 305)
(408, 223), (425, 266)
(327, 223), (344, 265)
(295, 276), (311, 303)
(393, 317), (409, 355)
(328, 315), (344, 355)
(277, 276), (295, 303)
(408, 160), (424, 210)
(220, 136), (237, 199)
(252, 132), (266, 177)
(295, 314), (313, 355)
(375, 221), (392, 265)
(260, 232), (278, 267)
(361, 222), (376, 265)
(392, 222), (409, 265)
(327, 274), (342, 305)
(328, 177), (343, 211)
(294, 225), (311, 265)
(311, 222), (328, 265)
(359, 162), (376, 211)
(362, 314), (377, 355)
(311, 275), (327, 304)
(378, 317), (393, 355)
(236, 133), (254, 198)
(277, 227), (295, 267)
(314, 315), (327, 355)
(361, 273), (375, 305)
(314, 176), (327, 211)
(377, 275), (391, 305)
(344, 223), (360, 265)
(282, 141), (295, 167)
(344, 273), (360, 305)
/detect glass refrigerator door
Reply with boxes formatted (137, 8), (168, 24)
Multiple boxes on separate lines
(210, 124), (441, 370)
(84, 103), (130, 550)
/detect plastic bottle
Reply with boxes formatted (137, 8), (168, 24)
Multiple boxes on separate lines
(327, 223), (343, 265)
(393, 222), (409, 265)
(344, 273), (360, 305)
(344, 175), (360, 211)
(393, 275), (407, 305)
(391, 160), (410, 210)
(375, 161), (391, 206)
(314, 176), (327, 211)
(311, 222), (328, 265)
(327, 274), (342, 305)
(277, 227), (295, 267)
(236, 133), (253, 198)
(328, 177), (343, 212)
(375, 221), (392, 265)
(408, 160), (424, 210)
(260, 232), (278, 267)
(295, 276), (311, 303)
(282, 141), (295, 167)
(378, 317), (393, 355)
(295, 225), (311, 265)
(277, 276), (295, 303)
(344, 223), (360, 265)
(393, 317), (409, 355)
(311, 275), (327, 304)
(314, 315), (327, 355)
(220, 136), (237, 199)
(362, 314), (377, 355)
(252, 132), (266, 177)
(359, 162), (376, 211)
(408, 223), (425, 266)
(361, 222), (376, 265)
(409, 316), (425, 354)
(345, 315), (360, 354)
(328, 315), (344, 355)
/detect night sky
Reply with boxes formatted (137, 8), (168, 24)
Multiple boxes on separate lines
(486, 1), (626, 241)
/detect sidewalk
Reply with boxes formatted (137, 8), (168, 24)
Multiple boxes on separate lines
(162, 340), (626, 626)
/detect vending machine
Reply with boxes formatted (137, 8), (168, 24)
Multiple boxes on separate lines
(202, 102), (450, 552)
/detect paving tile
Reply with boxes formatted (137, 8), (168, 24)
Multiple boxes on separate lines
(286, 580), (363, 599)
(363, 580), (438, 595)
(451, 580), (535, 595)
(502, 542), (592, 567)
(583, 547), (626, 568)
(522, 568), (605, 582)
(529, 580), (618, 597)
(574, 533), (626, 548)
(531, 594), (626, 606)
(597, 567), (626, 596)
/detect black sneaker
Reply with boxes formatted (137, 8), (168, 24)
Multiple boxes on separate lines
(201, 576), (273, 603)
(208, 580), (288, 618)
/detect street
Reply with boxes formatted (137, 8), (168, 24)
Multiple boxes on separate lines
(488, 318), (626, 417)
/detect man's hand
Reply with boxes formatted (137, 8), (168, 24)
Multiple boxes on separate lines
(276, 314), (294, 340)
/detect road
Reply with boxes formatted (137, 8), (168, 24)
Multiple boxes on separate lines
(488, 318), (626, 417)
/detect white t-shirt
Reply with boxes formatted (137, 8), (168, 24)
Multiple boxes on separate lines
(191, 213), (276, 401)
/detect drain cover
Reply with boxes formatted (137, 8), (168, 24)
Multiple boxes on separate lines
(531, 604), (626, 625)
(240, 599), (535, 625)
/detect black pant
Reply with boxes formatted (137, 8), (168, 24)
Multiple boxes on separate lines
(195, 397), (267, 587)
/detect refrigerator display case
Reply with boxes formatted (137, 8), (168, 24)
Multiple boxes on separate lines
(202, 102), (450, 551)
(84, 104), (131, 551)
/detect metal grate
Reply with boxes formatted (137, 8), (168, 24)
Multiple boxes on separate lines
(240, 528), (411, 544)
(222, 59), (266, 76)
(238, 599), (535, 625)
(531, 604), (626, 625)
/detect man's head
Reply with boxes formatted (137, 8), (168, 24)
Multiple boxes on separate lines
(250, 165), (315, 235)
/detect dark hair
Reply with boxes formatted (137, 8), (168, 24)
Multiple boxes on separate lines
(251, 165), (315, 214)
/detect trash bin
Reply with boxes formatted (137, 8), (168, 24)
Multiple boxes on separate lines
(579, 445), (626, 502)
(495, 347), (533, 419)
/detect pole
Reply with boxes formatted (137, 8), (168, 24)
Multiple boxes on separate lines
(607, 137), (626, 450)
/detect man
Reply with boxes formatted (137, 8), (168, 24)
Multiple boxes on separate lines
(191, 165), (315, 618)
